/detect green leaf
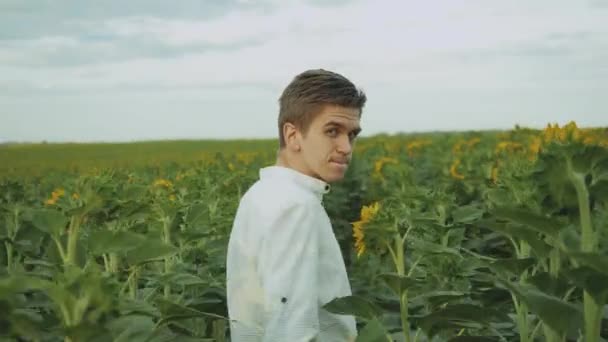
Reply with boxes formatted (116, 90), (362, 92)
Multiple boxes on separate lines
(88, 230), (146, 255)
(408, 237), (461, 256)
(185, 203), (208, 228)
(106, 315), (156, 342)
(558, 228), (581, 252)
(525, 271), (571, 297)
(0, 275), (49, 299)
(45, 283), (76, 316)
(5, 309), (46, 340)
(323, 295), (384, 321)
(535, 154), (579, 210)
(485, 188), (513, 207)
(590, 179), (608, 201)
(355, 317), (388, 342)
(409, 291), (467, 308)
(65, 321), (112, 342)
(489, 257), (536, 277)
(524, 289), (583, 335)
(491, 207), (565, 238)
(415, 303), (507, 339)
(0, 209), (12, 237)
(498, 280), (584, 336)
(477, 220), (551, 258)
(119, 299), (160, 317)
(592, 169), (608, 184)
(445, 227), (467, 248)
(125, 240), (178, 265)
(177, 230), (210, 245)
(565, 252), (608, 276)
(564, 267), (608, 304)
(65, 193), (104, 219)
(577, 145), (608, 174)
(416, 304), (508, 332)
(28, 208), (68, 237)
(154, 298), (227, 326)
(451, 205), (484, 224)
(123, 185), (148, 202)
(158, 272), (207, 287)
(148, 333), (212, 342)
(449, 337), (498, 342)
(22, 259), (57, 269)
(377, 273), (418, 297)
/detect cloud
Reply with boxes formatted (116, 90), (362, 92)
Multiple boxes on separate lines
(0, 1), (279, 68)
(1, 0), (606, 97)
(588, 0), (608, 8)
(456, 30), (608, 83)
(3, 0), (607, 89)
(0, 32), (266, 68)
(1, 0), (606, 142)
(0, 0), (282, 68)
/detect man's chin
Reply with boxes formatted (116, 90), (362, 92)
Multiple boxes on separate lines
(323, 170), (347, 183)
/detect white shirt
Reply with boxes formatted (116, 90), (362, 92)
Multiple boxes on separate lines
(226, 165), (357, 341)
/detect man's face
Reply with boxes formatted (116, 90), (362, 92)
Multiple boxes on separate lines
(296, 105), (361, 183)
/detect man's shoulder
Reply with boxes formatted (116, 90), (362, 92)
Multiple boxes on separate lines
(239, 177), (319, 214)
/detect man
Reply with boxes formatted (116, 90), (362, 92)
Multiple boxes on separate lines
(226, 69), (367, 341)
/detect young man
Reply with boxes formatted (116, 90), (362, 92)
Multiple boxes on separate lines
(226, 69), (367, 341)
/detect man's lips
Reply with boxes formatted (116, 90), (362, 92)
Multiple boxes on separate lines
(330, 159), (349, 165)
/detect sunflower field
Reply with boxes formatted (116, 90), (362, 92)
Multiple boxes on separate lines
(1, 122), (607, 342)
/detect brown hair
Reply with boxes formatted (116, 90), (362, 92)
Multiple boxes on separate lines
(277, 69), (367, 148)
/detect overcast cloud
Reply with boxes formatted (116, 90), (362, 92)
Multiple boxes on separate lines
(1, 0), (607, 142)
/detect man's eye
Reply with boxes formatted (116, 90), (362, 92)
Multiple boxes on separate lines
(327, 128), (338, 136)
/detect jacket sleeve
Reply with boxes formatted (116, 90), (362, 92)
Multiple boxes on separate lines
(258, 200), (320, 341)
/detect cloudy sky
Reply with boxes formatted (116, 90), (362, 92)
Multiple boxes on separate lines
(1, 0), (607, 142)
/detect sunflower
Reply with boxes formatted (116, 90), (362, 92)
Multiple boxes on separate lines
(351, 202), (380, 258)
(44, 188), (65, 205)
(449, 159), (465, 180)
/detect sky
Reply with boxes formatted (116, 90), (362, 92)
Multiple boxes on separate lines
(1, 0), (607, 143)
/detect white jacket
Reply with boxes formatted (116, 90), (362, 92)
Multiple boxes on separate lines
(226, 165), (357, 341)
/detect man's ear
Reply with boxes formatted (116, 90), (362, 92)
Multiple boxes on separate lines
(283, 122), (301, 152)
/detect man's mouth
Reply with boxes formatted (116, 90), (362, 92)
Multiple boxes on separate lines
(330, 159), (349, 165)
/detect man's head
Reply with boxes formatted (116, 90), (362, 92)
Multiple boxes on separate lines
(277, 69), (367, 183)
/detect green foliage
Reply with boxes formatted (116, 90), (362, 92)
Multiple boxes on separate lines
(0, 125), (607, 341)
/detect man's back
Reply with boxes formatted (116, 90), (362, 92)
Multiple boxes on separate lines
(226, 166), (357, 341)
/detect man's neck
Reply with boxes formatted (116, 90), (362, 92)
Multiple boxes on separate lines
(275, 149), (312, 179)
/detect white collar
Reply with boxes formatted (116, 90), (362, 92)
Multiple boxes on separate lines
(259, 165), (331, 200)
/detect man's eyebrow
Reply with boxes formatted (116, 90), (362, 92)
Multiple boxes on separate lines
(324, 121), (362, 134)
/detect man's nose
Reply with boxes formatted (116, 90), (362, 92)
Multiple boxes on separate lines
(336, 134), (352, 154)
